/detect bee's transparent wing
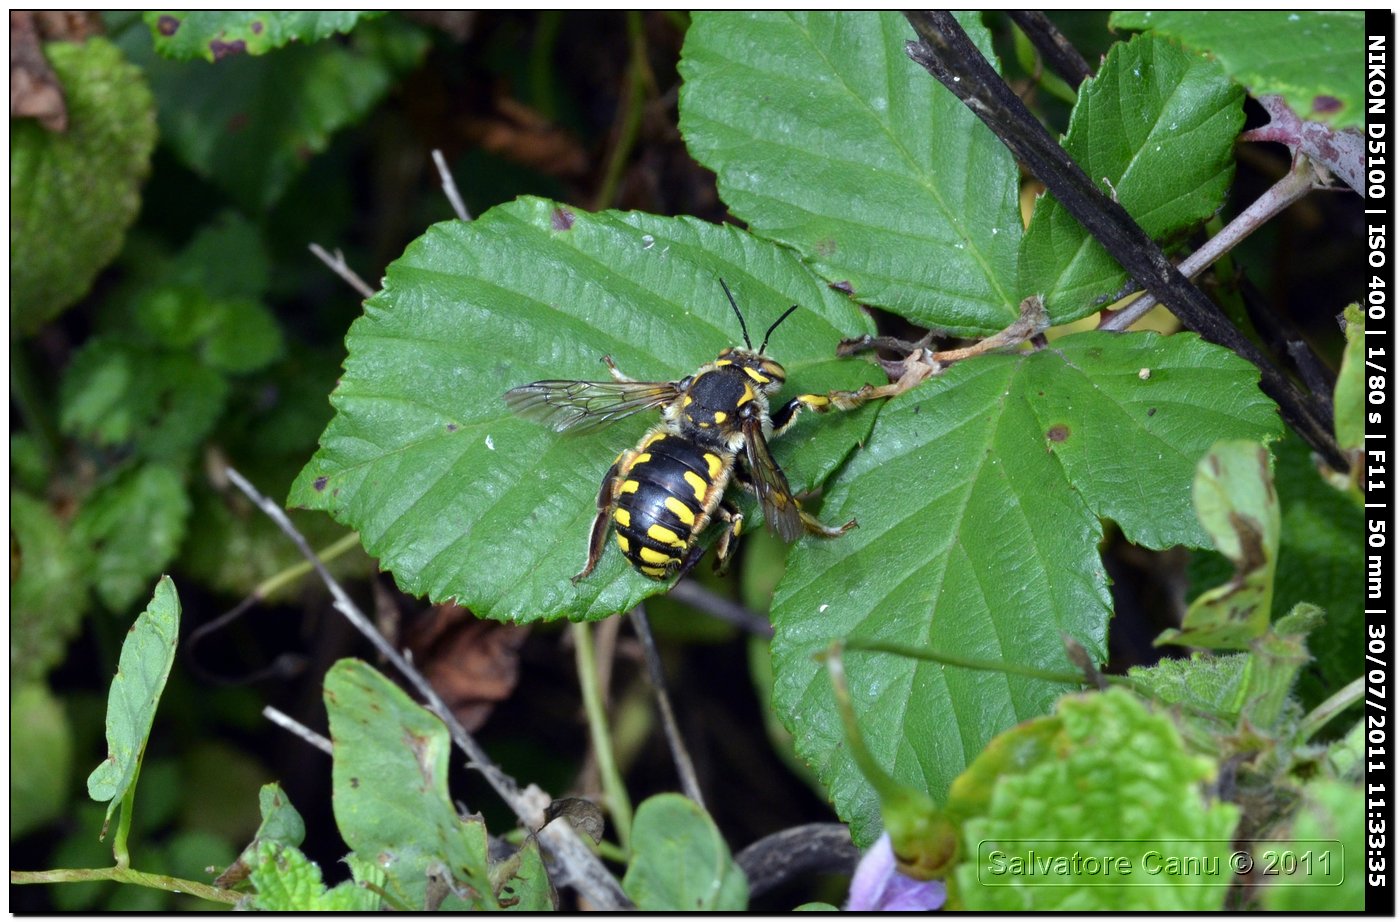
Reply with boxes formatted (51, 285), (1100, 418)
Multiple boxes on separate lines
(504, 379), (682, 433)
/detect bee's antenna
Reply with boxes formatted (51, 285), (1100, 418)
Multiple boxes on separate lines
(719, 278), (753, 350)
(760, 305), (799, 354)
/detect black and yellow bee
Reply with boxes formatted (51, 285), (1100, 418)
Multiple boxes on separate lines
(504, 281), (860, 582)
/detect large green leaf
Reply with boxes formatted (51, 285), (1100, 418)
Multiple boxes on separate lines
(145, 11), (382, 61)
(622, 794), (748, 911)
(1111, 11), (1365, 130)
(771, 331), (1279, 844)
(1020, 32), (1244, 320)
(11, 38), (155, 334)
(86, 577), (181, 830)
(679, 12), (1023, 333)
(951, 689), (1240, 910)
(292, 198), (881, 623)
(324, 658), (500, 910)
(117, 16), (427, 211)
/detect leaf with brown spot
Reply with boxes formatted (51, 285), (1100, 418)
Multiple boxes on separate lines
(1157, 440), (1280, 650)
(12, 36), (156, 332)
(323, 658), (500, 909)
(770, 332), (1279, 844)
(143, 11), (383, 62)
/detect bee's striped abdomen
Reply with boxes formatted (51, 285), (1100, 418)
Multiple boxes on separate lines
(613, 431), (733, 579)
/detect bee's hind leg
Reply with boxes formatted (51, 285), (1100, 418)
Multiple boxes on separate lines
(601, 355), (635, 383)
(573, 450), (635, 583)
(799, 508), (857, 538)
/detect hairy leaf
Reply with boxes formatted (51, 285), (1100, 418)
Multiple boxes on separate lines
(11, 491), (90, 684)
(680, 11), (1023, 332)
(1259, 779), (1361, 909)
(951, 689), (1239, 910)
(1111, 11), (1365, 129)
(292, 198), (880, 623)
(60, 336), (229, 465)
(11, 38), (155, 333)
(249, 840), (381, 911)
(1020, 32), (1244, 320)
(771, 331), (1279, 844)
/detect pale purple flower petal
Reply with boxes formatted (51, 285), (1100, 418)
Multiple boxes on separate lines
(845, 833), (947, 911)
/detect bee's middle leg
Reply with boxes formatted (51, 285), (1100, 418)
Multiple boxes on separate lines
(732, 463), (856, 538)
(712, 499), (745, 575)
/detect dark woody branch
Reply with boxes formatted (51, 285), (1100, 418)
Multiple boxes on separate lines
(901, 11), (1345, 471)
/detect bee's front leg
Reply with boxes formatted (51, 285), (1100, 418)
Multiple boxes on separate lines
(770, 388), (877, 436)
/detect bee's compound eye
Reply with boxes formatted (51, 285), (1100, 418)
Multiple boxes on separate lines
(760, 360), (786, 383)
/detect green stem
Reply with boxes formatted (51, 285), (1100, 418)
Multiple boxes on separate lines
(254, 531), (363, 599)
(1297, 675), (1364, 743)
(842, 637), (1242, 725)
(528, 11), (562, 120)
(111, 753), (142, 869)
(10, 867), (241, 906)
(10, 341), (60, 470)
(824, 644), (917, 806)
(592, 838), (628, 865)
(840, 637), (1088, 686)
(572, 621), (633, 854)
(592, 11), (648, 210)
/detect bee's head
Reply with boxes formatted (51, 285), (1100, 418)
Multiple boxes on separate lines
(717, 278), (797, 395)
(714, 347), (786, 394)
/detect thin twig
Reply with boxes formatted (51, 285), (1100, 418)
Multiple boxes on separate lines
(308, 243), (376, 300)
(263, 705), (333, 756)
(223, 466), (631, 910)
(901, 12), (1346, 472)
(431, 148), (472, 222)
(1099, 162), (1320, 331)
(670, 579), (773, 637)
(628, 606), (706, 809)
